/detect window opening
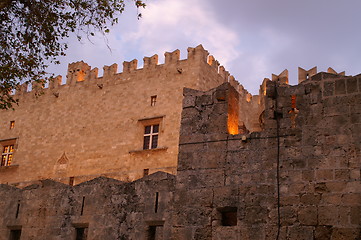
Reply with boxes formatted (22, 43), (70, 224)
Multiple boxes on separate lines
(15, 201), (20, 218)
(151, 95), (157, 106)
(9, 121), (15, 129)
(1, 145), (14, 166)
(218, 207), (237, 226)
(69, 177), (75, 186)
(154, 192), (159, 213)
(143, 125), (159, 150)
(75, 227), (88, 240)
(143, 169), (149, 176)
(80, 197), (85, 216)
(9, 229), (21, 240)
(147, 226), (156, 240)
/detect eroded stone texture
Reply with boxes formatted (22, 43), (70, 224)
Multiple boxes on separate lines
(0, 45), (241, 186)
(0, 53), (360, 239)
(0, 172), (175, 240)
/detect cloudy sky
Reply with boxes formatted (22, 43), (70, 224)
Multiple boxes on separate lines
(49, 0), (361, 94)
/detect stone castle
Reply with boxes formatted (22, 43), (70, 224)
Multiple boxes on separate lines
(0, 45), (360, 239)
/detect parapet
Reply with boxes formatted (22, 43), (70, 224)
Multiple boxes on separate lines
(123, 59), (138, 73)
(143, 54), (158, 69)
(165, 50), (180, 64)
(272, 69), (289, 85)
(187, 44), (209, 62)
(327, 67), (345, 76)
(49, 76), (62, 89)
(298, 67), (317, 83)
(103, 63), (118, 78)
(207, 55), (220, 69)
(66, 61), (91, 84)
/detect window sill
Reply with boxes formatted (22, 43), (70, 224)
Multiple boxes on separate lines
(0, 164), (19, 171)
(129, 147), (168, 154)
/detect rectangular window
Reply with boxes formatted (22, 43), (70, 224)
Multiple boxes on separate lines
(143, 125), (159, 150)
(75, 227), (88, 240)
(69, 177), (75, 186)
(2, 145), (14, 166)
(143, 169), (149, 176)
(147, 226), (156, 240)
(10, 121), (15, 129)
(9, 229), (21, 240)
(218, 207), (237, 226)
(147, 225), (163, 240)
(151, 95), (157, 106)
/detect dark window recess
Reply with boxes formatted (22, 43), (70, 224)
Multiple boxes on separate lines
(219, 207), (237, 226)
(69, 177), (75, 186)
(151, 135), (158, 149)
(9, 229), (21, 240)
(75, 227), (88, 240)
(80, 197), (85, 216)
(147, 226), (156, 240)
(143, 136), (150, 150)
(143, 169), (149, 176)
(15, 201), (20, 218)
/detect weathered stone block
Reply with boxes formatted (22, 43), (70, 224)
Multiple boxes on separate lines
(287, 226), (314, 240)
(319, 206), (338, 225)
(346, 78), (358, 94)
(335, 169), (350, 180)
(331, 228), (361, 240)
(323, 81), (335, 97)
(316, 169), (334, 181)
(335, 79), (346, 95)
(300, 193), (321, 205)
(298, 206), (317, 225)
(314, 225), (332, 240)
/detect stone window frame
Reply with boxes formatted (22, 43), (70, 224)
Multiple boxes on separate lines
(7, 226), (22, 240)
(150, 95), (157, 106)
(1, 138), (17, 167)
(143, 124), (159, 150)
(138, 116), (164, 151)
(9, 120), (15, 129)
(72, 223), (89, 240)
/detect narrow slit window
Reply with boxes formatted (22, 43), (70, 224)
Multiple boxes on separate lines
(154, 192), (159, 213)
(69, 177), (75, 186)
(10, 121), (15, 129)
(1, 145), (14, 166)
(143, 125), (159, 150)
(15, 200), (20, 218)
(80, 197), (85, 216)
(151, 95), (157, 106)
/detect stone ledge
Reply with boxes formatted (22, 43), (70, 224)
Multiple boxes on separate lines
(0, 164), (19, 172)
(129, 147), (168, 154)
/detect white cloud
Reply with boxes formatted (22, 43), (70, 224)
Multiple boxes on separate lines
(121, 0), (240, 66)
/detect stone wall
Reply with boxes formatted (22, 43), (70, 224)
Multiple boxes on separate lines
(173, 73), (361, 239)
(0, 67), (360, 239)
(0, 45), (234, 186)
(0, 172), (175, 240)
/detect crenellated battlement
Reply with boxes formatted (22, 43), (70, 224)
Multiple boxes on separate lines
(12, 43), (351, 104)
(14, 44), (236, 97)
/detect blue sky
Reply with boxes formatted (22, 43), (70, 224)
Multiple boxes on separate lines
(48, 0), (361, 94)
